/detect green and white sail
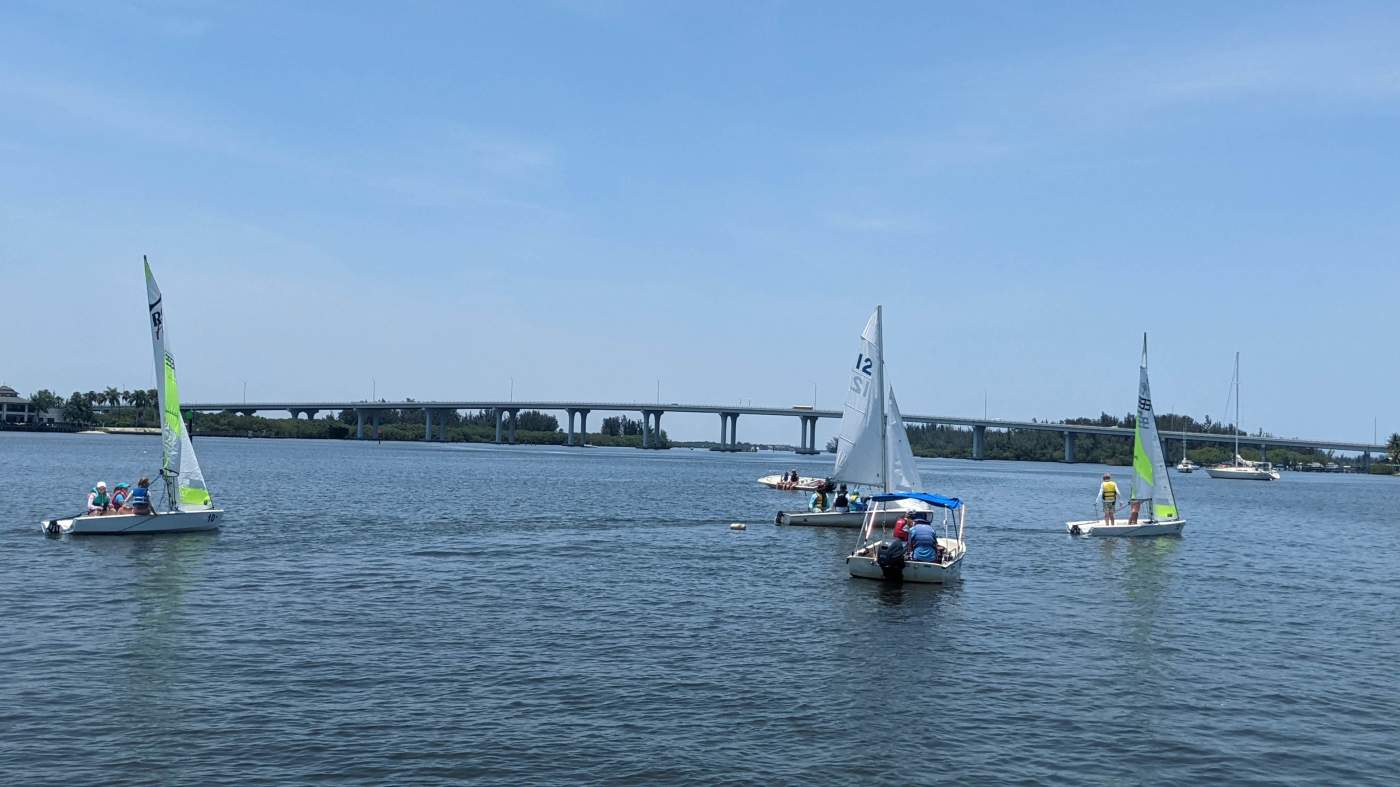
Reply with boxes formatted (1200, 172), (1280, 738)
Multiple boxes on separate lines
(145, 258), (213, 511)
(1130, 334), (1177, 520)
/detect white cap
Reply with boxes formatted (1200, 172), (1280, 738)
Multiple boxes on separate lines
(96, 481), (107, 488)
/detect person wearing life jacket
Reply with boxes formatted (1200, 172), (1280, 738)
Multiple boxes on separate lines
(809, 489), (828, 512)
(87, 481), (111, 516)
(1097, 472), (1120, 525)
(908, 516), (940, 563)
(127, 477), (153, 515)
(833, 484), (850, 513)
(848, 489), (864, 512)
(110, 482), (132, 511)
(892, 514), (913, 544)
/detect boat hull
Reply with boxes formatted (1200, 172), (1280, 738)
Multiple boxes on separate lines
(1065, 517), (1184, 537)
(1204, 466), (1278, 480)
(757, 474), (825, 491)
(776, 509), (900, 528)
(847, 539), (964, 584)
(41, 509), (224, 535)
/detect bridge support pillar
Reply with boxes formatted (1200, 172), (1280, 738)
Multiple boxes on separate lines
(1260, 443), (1267, 463)
(718, 413), (728, 447)
(507, 409), (518, 444)
(494, 409), (504, 443)
(372, 411), (381, 440)
(356, 409), (364, 440)
(577, 409), (589, 446)
(1363, 452), (1371, 471)
(239, 409), (255, 417)
(566, 409), (576, 446)
(304, 409), (318, 421)
(973, 425), (986, 460)
(641, 410), (664, 449)
(424, 409), (432, 441)
(797, 415), (819, 454)
(1063, 431), (1076, 463)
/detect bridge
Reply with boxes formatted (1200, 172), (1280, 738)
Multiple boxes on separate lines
(173, 399), (1390, 464)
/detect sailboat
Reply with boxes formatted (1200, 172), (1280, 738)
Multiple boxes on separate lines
(1066, 335), (1185, 537)
(1204, 352), (1279, 481)
(1175, 433), (1197, 473)
(42, 259), (225, 535)
(775, 307), (924, 528)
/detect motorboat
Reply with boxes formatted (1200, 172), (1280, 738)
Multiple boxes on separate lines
(757, 473), (826, 491)
(846, 492), (966, 583)
(42, 258), (225, 536)
(1066, 335), (1186, 538)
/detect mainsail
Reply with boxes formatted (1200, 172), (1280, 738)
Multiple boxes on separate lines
(1130, 334), (1177, 520)
(145, 258), (213, 511)
(831, 308), (886, 488)
(885, 388), (922, 492)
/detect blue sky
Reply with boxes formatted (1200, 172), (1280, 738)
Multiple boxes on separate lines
(3, 1), (1398, 444)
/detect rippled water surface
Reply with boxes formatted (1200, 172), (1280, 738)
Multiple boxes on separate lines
(3, 432), (1398, 785)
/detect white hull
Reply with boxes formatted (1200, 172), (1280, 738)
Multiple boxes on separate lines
(1175, 463), (1195, 473)
(42, 509), (224, 535)
(1204, 466), (1279, 481)
(776, 509), (886, 528)
(846, 538), (965, 583)
(1066, 517), (1184, 537)
(757, 474), (826, 491)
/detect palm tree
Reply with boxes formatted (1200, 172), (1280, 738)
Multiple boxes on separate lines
(103, 387), (122, 407)
(1388, 433), (1400, 465)
(28, 389), (62, 423)
(130, 389), (150, 427)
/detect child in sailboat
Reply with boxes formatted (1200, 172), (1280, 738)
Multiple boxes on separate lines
(1097, 473), (1119, 525)
(86, 481), (112, 515)
(125, 477), (153, 514)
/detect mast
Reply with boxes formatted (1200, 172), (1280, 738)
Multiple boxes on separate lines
(1233, 351), (1241, 465)
(875, 305), (889, 493)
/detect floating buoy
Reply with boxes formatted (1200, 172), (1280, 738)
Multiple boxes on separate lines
(729, 522), (747, 531)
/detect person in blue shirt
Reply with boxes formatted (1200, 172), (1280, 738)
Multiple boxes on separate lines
(907, 516), (940, 563)
(126, 477), (153, 515)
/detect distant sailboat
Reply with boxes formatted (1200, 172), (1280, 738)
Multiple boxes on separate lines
(1067, 335), (1185, 537)
(1204, 352), (1279, 481)
(43, 259), (225, 535)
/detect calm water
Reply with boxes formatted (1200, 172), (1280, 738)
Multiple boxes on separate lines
(2, 432), (1398, 785)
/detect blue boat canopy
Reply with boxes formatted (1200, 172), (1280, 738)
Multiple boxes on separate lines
(868, 492), (963, 510)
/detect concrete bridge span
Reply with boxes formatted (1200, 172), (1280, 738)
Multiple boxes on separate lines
(168, 399), (1390, 463)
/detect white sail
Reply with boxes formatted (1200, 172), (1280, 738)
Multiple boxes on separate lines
(146, 259), (213, 511)
(885, 388), (922, 492)
(831, 308), (886, 488)
(1130, 335), (1177, 520)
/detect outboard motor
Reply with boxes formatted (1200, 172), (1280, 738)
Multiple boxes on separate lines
(875, 539), (907, 581)
(43, 520), (62, 536)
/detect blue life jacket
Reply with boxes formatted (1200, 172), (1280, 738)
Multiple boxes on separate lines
(909, 523), (938, 560)
(129, 486), (151, 506)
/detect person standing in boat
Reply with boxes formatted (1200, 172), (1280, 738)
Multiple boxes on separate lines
(833, 485), (850, 513)
(1097, 473), (1120, 525)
